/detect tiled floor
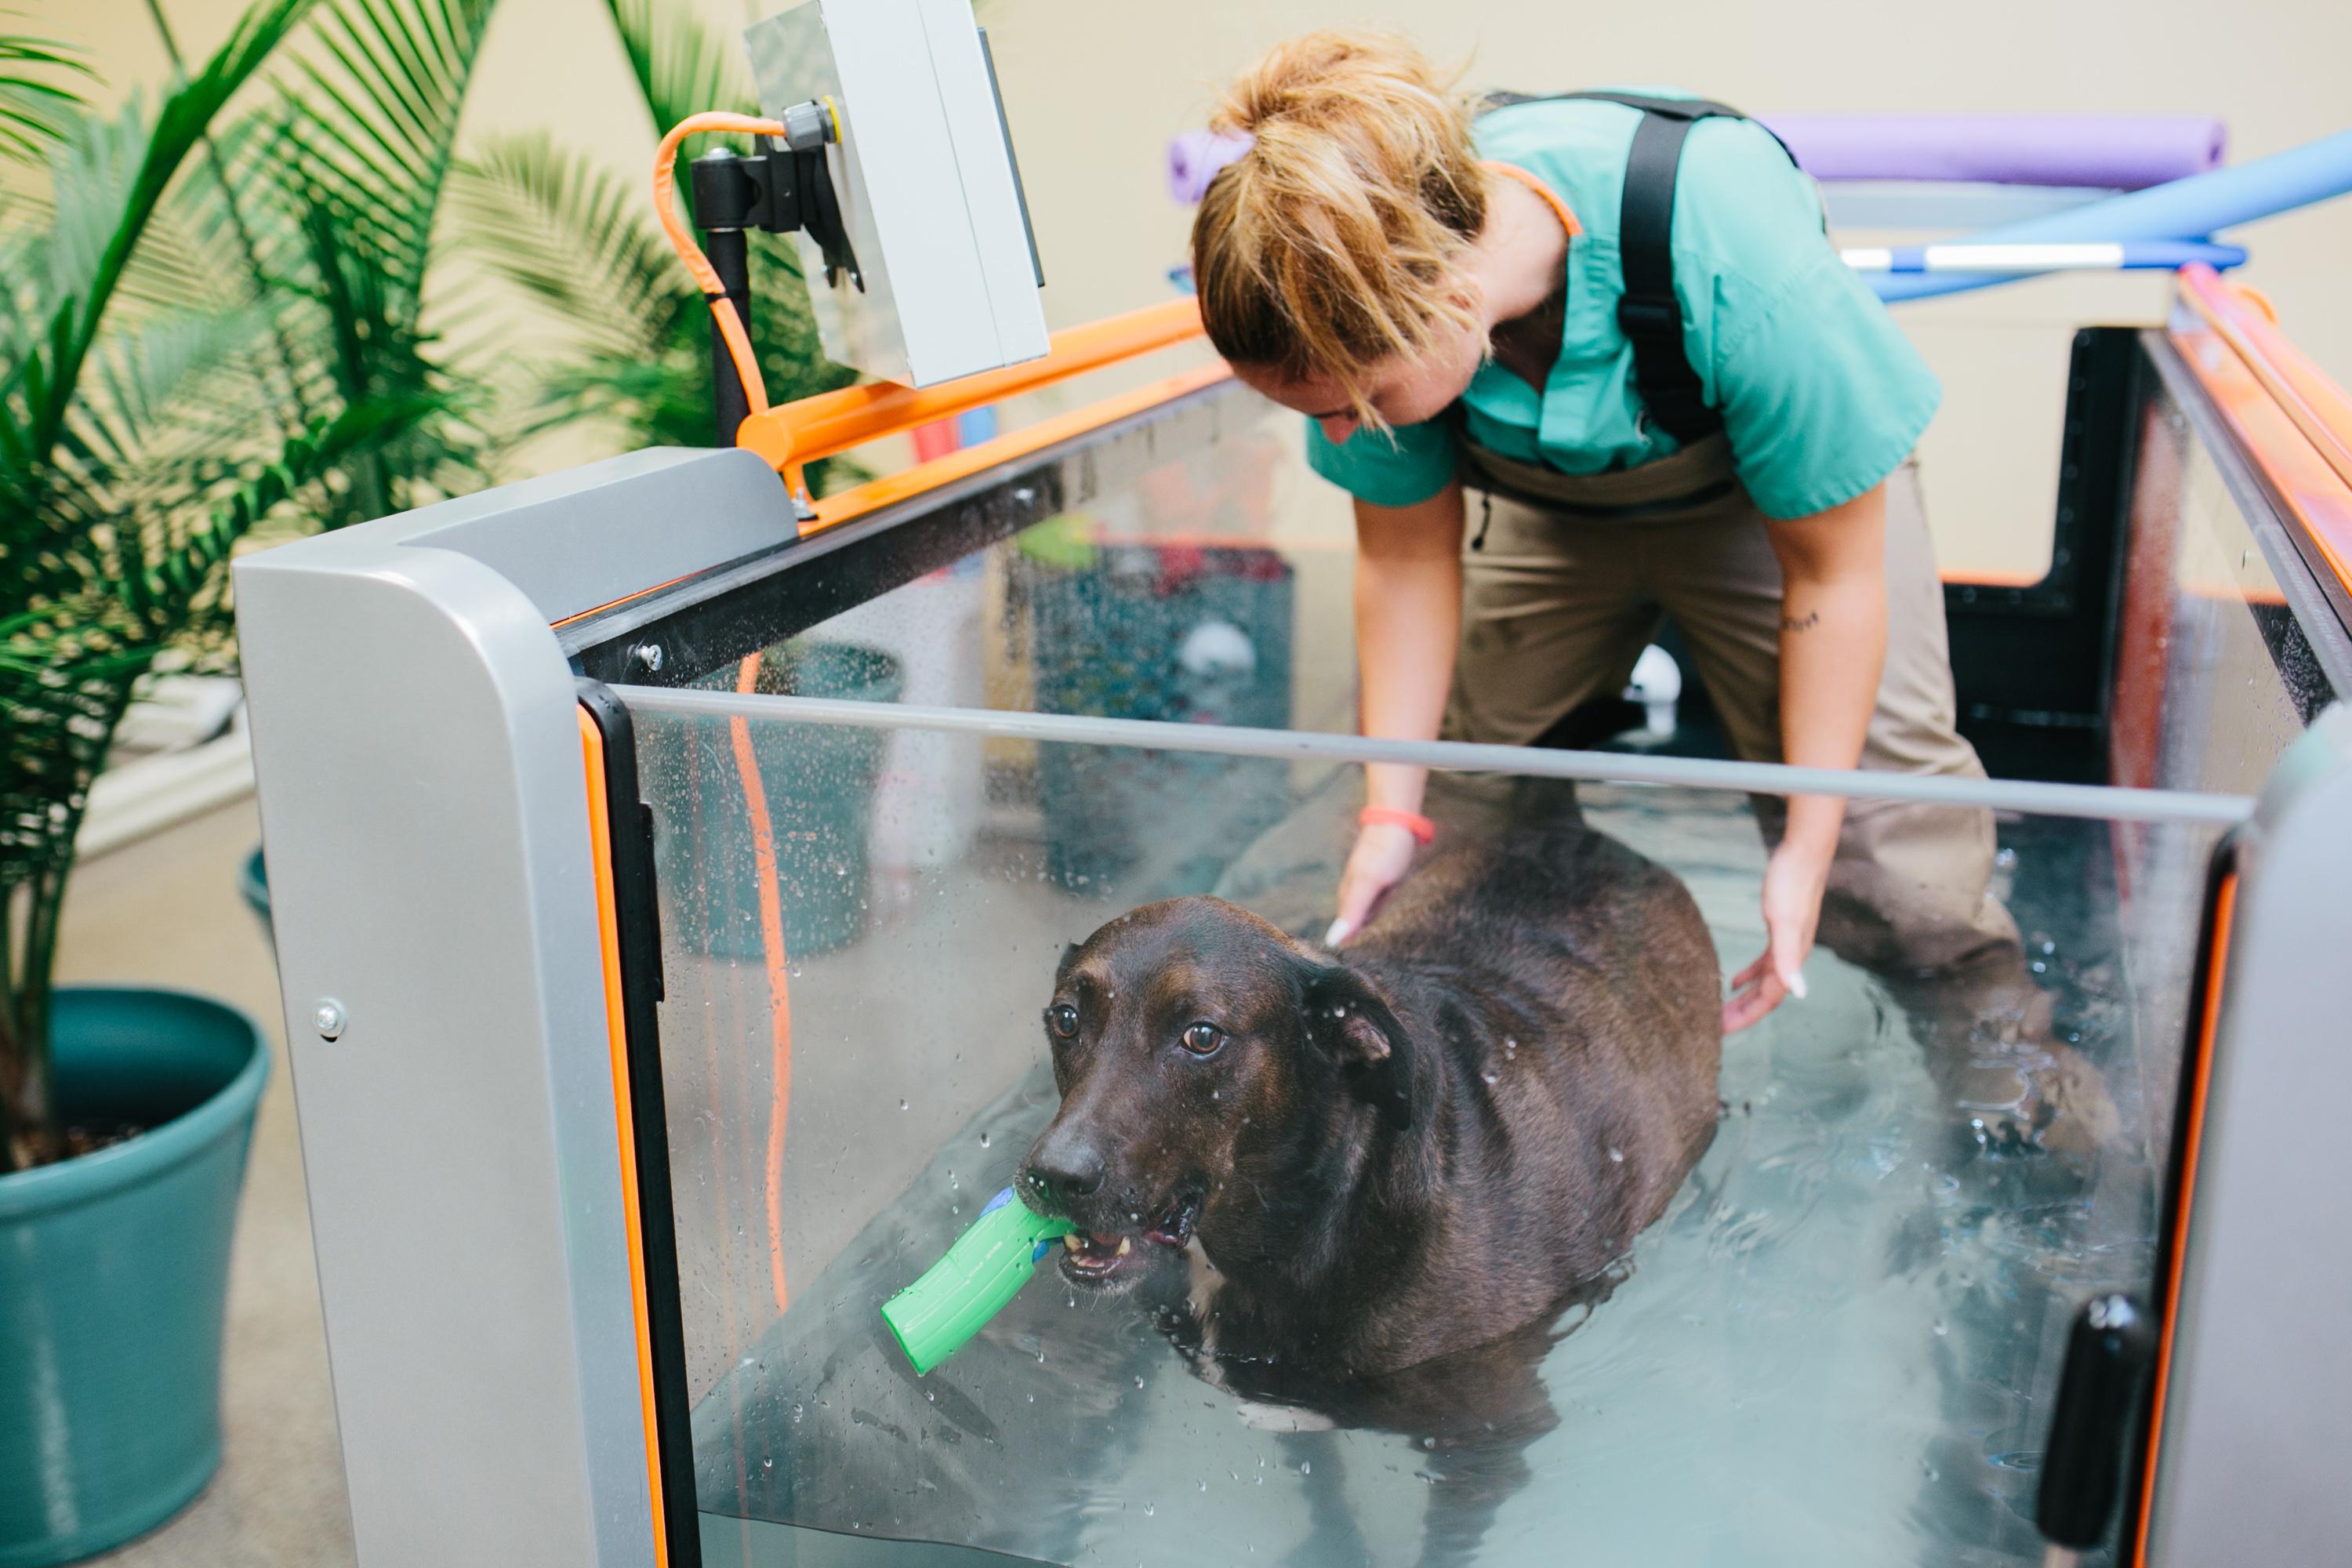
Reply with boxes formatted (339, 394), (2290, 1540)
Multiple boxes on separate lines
(56, 799), (358, 1567)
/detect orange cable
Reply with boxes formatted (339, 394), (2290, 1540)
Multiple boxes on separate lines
(653, 113), (788, 420)
(726, 652), (794, 1312)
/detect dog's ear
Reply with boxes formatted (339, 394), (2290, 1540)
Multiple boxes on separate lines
(1298, 961), (1418, 1131)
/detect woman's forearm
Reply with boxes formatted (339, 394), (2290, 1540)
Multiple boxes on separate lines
(1353, 485), (1466, 814)
(1766, 484), (1889, 855)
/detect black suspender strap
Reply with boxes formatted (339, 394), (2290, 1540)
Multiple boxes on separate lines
(1611, 103), (1719, 443)
(1480, 91), (1801, 447)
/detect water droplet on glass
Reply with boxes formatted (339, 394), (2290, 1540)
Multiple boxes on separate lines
(792, 1403), (804, 1423)
(1143, 1503), (1154, 1517)
(979, 1132), (992, 1147)
(1607, 1146), (1624, 1163)
(1300, 1461), (1311, 1475)
(787, 962), (803, 978)
(1482, 1071), (1499, 1085)
(762, 1455), (774, 1471)
(1134, 1375), (1145, 1388)
(898, 1098), (909, 1111)
(1932, 1319), (1948, 1337)
(1422, 1436), (1436, 1449)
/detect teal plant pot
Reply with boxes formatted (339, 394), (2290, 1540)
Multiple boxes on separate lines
(695, 641), (906, 961)
(236, 850), (270, 945)
(0, 987), (270, 1566)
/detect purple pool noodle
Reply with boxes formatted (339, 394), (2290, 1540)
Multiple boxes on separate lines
(1875, 129), (2352, 303)
(1757, 114), (2225, 191)
(1169, 129), (1254, 204)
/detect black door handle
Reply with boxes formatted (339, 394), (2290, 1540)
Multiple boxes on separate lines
(2037, 1293), (2158, 1556)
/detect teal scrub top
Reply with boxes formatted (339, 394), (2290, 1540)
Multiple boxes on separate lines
(1303, 92), (1941, 521)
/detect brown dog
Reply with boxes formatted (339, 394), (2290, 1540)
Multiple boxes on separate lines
(1021, 797), (1723, 1378)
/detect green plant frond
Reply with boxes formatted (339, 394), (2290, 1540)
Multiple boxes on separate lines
(24, 100), (267, 321)
(267, 0), (495, 302)
(451, 132), (688, 360)
(6, 0), (323, 470)
(604, 0), (752, 146)
(0, 392), (430, 902)
(119, 116), (295, 316)
(0, 26), (96, 162)
(27, 96), (152, 313)
(85, 304), (274, 456)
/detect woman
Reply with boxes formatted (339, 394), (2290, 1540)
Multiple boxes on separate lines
(1189, 33), (2112, 1147)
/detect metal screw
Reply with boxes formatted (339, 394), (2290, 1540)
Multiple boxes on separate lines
(313, 1000), (347, 1041)
(631, 644), (665, 673)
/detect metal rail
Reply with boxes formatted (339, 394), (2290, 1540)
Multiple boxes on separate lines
(615, 689), (2256, 826)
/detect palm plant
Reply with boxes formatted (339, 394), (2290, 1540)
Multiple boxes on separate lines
(0, 19), (95, 162)
(0, 0), (503, 1171)
(452, 0), (856, 458)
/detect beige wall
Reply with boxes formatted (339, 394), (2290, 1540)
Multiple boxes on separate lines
(58, 0), (2352, 570)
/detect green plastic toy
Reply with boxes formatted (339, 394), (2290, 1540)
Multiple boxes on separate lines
(882, 1186), (1066, 1374)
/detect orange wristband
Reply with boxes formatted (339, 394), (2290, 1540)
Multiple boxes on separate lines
(1359, 806), (1436, 844)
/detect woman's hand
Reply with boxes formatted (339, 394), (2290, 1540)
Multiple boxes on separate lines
(1722, 835), (1832, 1032)
(1325, 821), (1421, 947)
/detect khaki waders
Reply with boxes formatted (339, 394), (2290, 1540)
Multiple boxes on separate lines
(1450, 433), (2020, 979)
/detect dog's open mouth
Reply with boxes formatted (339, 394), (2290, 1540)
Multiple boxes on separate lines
(1058, 1197), (1199, 1285)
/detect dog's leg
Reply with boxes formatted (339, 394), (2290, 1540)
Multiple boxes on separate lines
(1410, 1434), (1534, 1568)
(1277, 1428), (1369, 1568)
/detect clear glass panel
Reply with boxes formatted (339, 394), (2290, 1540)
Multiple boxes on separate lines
(708, 403), (1367, 737)
(631, 695), (2223, 1568)
(2108, 358), (2330, 797)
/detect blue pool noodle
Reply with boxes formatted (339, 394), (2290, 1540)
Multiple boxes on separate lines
(1872, 129), (2352, 303)
(1869, 240), (2245, 274)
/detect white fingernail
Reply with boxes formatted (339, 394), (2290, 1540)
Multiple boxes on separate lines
(1323, 919), (1352, 949)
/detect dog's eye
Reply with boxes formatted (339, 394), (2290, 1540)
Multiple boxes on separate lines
(1179, 1022), (1225, 1057)
(1047, 1004), (1080, 1040)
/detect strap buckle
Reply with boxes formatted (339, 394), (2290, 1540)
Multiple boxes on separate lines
(1616, 296), (1682, 339)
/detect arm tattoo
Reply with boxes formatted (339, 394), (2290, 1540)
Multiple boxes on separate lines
(1780, 610), (1820, 633)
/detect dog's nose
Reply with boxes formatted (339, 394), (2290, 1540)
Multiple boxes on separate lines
(1025, 1144), (1106, 1211)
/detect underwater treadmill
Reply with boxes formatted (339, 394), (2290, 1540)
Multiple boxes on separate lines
(235, 271), (2352, 1567)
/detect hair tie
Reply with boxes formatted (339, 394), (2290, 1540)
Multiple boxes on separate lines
(1359, 806), (1437, 845)
(1168, 129), (1255, 205)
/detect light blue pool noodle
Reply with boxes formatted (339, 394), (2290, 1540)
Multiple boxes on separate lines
(1871, 129), (2352, 303)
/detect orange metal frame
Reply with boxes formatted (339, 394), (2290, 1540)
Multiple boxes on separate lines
(735, 296), (1219, 527)
(576, 707), (670, 1568)
(2131, 863), (2238, 1567)
(2171, 264), (2352, 602)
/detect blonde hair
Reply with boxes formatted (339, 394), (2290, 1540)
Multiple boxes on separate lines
(1191, 31), (1489, 423)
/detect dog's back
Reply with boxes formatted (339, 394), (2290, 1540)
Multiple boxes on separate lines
(1337, 800), (1725, 1359)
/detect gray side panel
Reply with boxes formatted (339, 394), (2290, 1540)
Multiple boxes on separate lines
(2148, 703), (2352, 1563)
(260, 445), (797, 624)
(234, 540), (654, 1566)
